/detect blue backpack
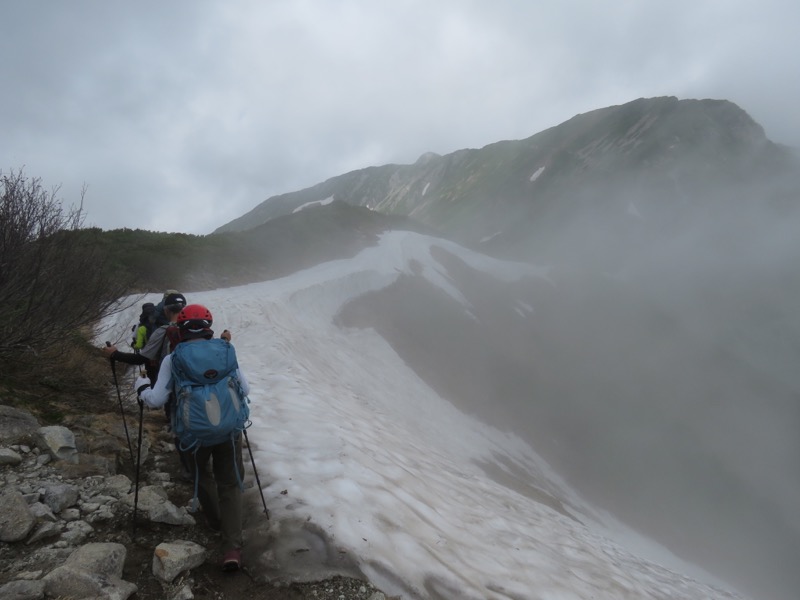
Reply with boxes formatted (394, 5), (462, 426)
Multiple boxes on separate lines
(170, 338), (250, 451)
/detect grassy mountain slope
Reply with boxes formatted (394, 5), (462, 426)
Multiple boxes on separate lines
(90, 202), (437, 293)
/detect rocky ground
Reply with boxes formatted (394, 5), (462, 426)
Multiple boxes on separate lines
(0, 393), (395, 600)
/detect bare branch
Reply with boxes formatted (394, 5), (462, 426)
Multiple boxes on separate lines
(0, 169), (131, 359)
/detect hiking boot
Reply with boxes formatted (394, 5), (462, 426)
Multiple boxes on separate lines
(222, 549), (241, 572)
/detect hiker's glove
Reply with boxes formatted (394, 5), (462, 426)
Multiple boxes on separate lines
(134, 376), (151, 397)
(221, 329), (231, 342)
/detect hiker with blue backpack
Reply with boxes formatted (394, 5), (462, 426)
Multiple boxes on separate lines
(135, 303), (250, 572)
(105, 292), (235, 482)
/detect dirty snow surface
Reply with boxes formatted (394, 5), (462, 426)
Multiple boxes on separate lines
(100, 231), (744, 600)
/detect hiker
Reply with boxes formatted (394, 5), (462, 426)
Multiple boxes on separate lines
(103, 292), (187, 384)
(104, 292), (233, 480)
(135, 303), (250, 572)
(153, 289), (180, 328)
(104, 291), (231, 396)
(131, 302), (157, 353)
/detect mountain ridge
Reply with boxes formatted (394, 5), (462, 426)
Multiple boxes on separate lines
(202, 95), (800, 600)
(214, 96), (798, 267)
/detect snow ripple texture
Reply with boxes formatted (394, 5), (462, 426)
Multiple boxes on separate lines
(99, 231), (743, 600)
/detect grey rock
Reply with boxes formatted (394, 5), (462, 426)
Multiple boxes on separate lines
(36, 426), (78, 464)
(85, 504), (115, 523)
(152, 540), (206, 583)
(0, 447), (23, 466)
(65, 542), (127, 577)
(26, 521), (63, 545)
(20, 488), (39, 501)
(127, 485), (195, 526)
(9, 546), (72, 578)
(92, 494), (118, 506)
(61, 520), (94, 545)
(61, 507), (81, 521)
(42, 482), (79, 513)
(0, 579), (45, 600)
(28, 502), (57, 522)
(150, 502), (196, 526)
(171, 582), (196, 600)
(81, 501), (101, 513)
(124, 484), (166, 506)
(104, 474), (132, 497)
(43, 542), (136, 600)
(0, 487), (36, 542)
(0, 406), (40, 446)
(43, 565), (137, 600)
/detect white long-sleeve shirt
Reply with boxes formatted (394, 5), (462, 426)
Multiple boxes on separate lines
(139, 352), (251, 409)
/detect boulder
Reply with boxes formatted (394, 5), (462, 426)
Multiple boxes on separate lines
(0, 447), (23, 466)
(65, 542), (127, 577)
(0, 487), (36, 542)
(43, 542), (136, 600)
(0, 406), (40, 446)
(104, 474), (133, 497)
(0, 579), (46, 600)
(26, 521), (63, 545)
(36, 426), (78, 464)
(152, 539), (207, 582)
(42, 482), (79, 514)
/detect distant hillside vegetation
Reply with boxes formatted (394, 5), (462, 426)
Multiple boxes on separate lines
(89, 201), (437, 292)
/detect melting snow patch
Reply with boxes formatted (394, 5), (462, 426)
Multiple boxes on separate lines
(293, 195), (334, 213)
(529, 166), (546, 182)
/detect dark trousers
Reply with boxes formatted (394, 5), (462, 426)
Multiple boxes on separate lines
(189, 435), (244, 552)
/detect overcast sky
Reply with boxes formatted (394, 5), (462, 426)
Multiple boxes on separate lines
(2, 0), (798, 235)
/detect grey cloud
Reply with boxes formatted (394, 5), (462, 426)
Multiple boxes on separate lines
(1, 1), (798, 233)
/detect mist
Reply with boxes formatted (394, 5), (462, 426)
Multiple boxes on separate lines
(537, 199), (800, 600)
(336, 167), (800, 599)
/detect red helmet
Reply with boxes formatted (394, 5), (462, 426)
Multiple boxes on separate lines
(177, 304), (213, 332)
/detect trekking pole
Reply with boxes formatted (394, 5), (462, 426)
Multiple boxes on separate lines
(132, 395), (145, 540)
(107, 342), (135, 465)
(242, 428), (270, 519)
